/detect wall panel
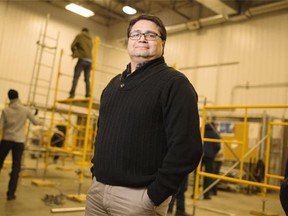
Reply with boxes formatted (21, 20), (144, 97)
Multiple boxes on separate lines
(0, 1), (107, 104)
(166, 11), (288, 118)
(0, 1), (287, 118)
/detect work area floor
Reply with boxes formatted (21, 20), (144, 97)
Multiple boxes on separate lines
(0, 152), (285, 216)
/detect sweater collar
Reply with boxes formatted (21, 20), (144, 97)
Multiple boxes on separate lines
(119, 57), (167, 90)
(123, 61), (149, 79)
(122, 57), (165, 80)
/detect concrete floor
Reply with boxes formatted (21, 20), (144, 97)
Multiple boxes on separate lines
(0, 152), (285, 216)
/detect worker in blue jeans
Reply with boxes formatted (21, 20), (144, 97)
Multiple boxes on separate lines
(0, 89), (42, 200)
(69, 28), (93, 98)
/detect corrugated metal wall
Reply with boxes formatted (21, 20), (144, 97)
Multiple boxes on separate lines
(166, 11), (288, 110)
(0, 1), (107, 107)
(0, 2), (287, 118)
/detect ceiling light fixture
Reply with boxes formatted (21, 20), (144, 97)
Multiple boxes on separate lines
(65, 3), (95, 18)
(122, 5), (137, 15)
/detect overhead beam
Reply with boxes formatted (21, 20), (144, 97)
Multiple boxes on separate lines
(195, 0), (237, 17)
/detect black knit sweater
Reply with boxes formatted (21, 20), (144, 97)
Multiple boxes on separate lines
(92, 57), (203, 205)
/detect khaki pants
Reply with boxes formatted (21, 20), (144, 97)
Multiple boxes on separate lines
(85, 177), (171, 216)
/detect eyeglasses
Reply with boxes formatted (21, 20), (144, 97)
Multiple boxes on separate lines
(129, 31), (161, 41)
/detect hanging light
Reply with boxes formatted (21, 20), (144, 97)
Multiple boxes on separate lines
(122, 5), (137, 15)
(65, 3), (95, 18)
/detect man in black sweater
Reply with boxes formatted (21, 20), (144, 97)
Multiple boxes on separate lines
(85, 14), (203, 216)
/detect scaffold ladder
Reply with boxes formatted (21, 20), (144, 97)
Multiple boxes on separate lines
(25, 14), (59, 173)
(27, 14), (59, 123)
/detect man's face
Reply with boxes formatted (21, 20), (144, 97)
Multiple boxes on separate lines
(128, 20), (165, 62)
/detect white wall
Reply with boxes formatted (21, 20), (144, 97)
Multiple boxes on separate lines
(166, 11), (288, 117)
(0, 1), (288, 117)
(108, 11), (288, 112)
(0, 1), (109, 106)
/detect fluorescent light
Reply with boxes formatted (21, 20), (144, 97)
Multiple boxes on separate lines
(122, 6), (137, 15)
(65, 3), (95, 18)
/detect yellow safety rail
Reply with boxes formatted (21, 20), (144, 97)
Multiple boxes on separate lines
(78, 36), (99, 191)
(40, 36), (99, 189)
(194, 104), (288, 202)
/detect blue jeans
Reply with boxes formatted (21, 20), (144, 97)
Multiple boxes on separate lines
(69, 59), (91, 97)
(0, 140), (24, 197)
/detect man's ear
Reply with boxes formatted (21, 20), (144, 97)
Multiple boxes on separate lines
(161, 41), (166, 56)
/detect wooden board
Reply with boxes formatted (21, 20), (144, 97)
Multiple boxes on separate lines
(250, 210), (279, 216)
(66, 193), (86, 203)
(31, 179), (58, 186)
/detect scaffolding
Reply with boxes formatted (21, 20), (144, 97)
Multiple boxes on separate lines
(192, 103), (288, 216)
(31, 36), (100, 202)
(24, 14), (59, 173)
(27, 14), (59, 121)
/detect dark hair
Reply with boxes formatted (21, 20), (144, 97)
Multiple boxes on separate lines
(127, 14), (167, 41)
(82, 28), (89, 32)
(8, 89), (18, 100)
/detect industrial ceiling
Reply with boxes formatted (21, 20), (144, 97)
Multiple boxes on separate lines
(41, 0), (288, 29)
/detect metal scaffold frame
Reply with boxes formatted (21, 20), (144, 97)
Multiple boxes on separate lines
(31, 37), (100, 201)
(27, 14), (59, 118)
(24, 14), (59, 173)
(192, 103), (288, 216)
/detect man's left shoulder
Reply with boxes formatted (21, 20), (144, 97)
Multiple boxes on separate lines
(162, 67), (188, 81)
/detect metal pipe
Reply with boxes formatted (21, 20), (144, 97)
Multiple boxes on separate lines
(206, 104), (288, 109)
(166, 1), (288, 35)
(179, 61), (239, 70)
(230, 82), (288, 105)
(199, 171), (280, 190)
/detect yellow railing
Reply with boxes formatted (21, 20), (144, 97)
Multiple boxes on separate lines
(194, 104), (288, 201)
